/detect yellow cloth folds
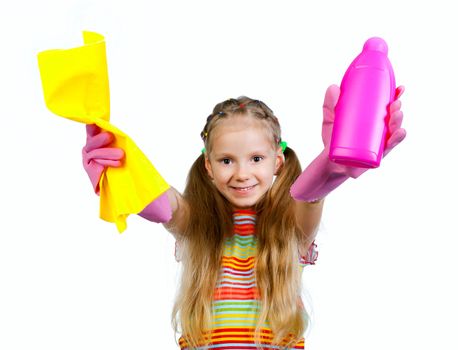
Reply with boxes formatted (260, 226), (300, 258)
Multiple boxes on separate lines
(37, 31), (169, 233)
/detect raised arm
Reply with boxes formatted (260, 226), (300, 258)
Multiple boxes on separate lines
(82, 124), (189, 237)
(291, 84), (406, 246)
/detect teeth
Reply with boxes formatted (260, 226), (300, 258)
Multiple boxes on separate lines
(234, 186), (253, 191)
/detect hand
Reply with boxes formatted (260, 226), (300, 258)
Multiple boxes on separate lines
(82, 124), (125, 194)
(321, 84), (407, 178)
(384, 86), (407, 157)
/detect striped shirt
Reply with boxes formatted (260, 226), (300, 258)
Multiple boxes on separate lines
(177, 209), (318, 349)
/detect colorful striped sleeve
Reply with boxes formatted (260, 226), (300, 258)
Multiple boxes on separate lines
(299, 241), (318, 266)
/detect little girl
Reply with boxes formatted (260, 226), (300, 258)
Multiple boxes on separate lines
(82, 84), (406, 349)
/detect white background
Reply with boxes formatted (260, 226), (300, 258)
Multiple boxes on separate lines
(1, 0), (457, 349)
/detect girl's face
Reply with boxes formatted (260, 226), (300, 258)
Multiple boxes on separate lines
(204, 115), (283, 209)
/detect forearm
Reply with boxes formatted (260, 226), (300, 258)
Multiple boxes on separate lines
(296, 199), (324, 245)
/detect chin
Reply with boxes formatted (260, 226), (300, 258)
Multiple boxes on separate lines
(227, 196), (262, 210)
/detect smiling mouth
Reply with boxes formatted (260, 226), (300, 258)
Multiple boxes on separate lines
(230, 185), (257, 192)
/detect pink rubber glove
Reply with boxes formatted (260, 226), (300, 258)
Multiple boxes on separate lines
(82, 124), (124, 195)
(82, 124), (172, 223)
(290, 84), (406, 202)
(138, 191), (172, 223)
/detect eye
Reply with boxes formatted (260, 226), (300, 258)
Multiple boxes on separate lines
(221, 158), (232, 165)
(252, 156), (263, 162)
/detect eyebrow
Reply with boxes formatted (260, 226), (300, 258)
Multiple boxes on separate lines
(212, 149), (271, 158)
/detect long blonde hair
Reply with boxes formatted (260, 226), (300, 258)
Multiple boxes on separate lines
(172, 97), (310, 349)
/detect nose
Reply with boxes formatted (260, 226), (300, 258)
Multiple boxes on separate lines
(234, 163), (250, 181)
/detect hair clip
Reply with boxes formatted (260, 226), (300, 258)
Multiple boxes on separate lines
(239, 103), (245, 108)
(279, 141), (287, 152)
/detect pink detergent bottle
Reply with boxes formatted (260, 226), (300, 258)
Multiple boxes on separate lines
(329, 37), (396, 168)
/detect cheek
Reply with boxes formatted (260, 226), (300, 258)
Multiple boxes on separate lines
(212, 166), (232, 183)
(268, 159), (279, 174)
(265, 171), (276, 182)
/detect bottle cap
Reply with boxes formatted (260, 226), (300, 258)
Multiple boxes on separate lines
(363, 37), (388, 54)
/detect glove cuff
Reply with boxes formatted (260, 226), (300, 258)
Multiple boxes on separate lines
(138, 191), (172, 223)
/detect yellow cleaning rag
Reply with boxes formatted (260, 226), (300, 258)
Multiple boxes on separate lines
(37, 31), (169, 233)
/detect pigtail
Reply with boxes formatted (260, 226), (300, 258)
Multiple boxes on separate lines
(172, 154), (232, 349)
(255, 146), (310, 348)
